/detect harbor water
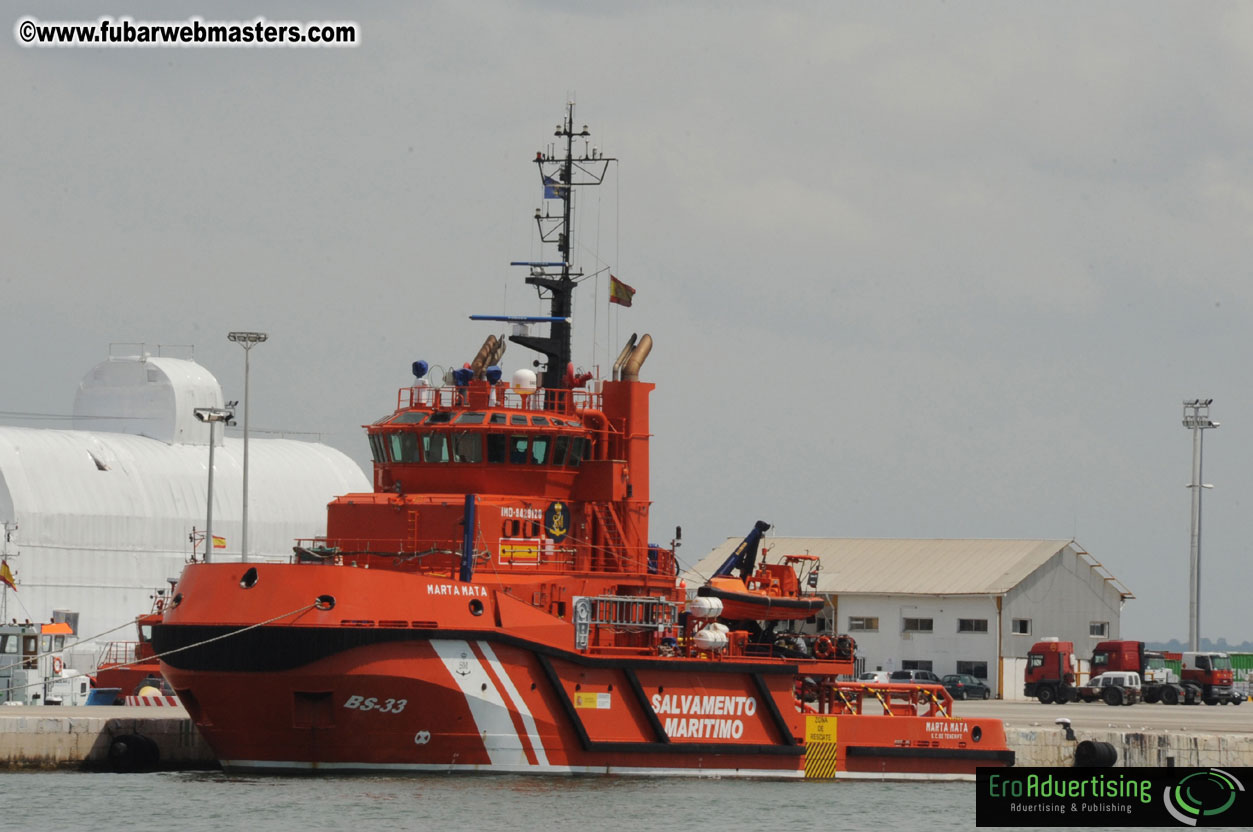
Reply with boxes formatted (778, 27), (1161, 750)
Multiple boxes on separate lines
(0, 771), (1128, 831)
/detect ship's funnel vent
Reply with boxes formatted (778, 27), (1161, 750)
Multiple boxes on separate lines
(620, 334), (653, 382)
(612, 334), (638, 381)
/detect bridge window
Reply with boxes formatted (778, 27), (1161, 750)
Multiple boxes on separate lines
(390, 432), (421, 463)
(510, 414), (528, 426)
(423, 433), (449, 463)
(457, 412), (486, 424)
(487, 434), (507, 463)
(391, 412), (429, 424)
(530, 436), (550, 464)
(369, 434), (388, 463)
(551, 435), (570, 466)
(490, 413), (507, 424)
(568, 437), (588, 467)
(452, 432), (482, 463)
(509, 436), (528, 464)
(533, 416), (550, 426)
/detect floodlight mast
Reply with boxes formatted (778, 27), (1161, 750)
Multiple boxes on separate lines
(193, 406), (235, 564)
(1181, 398), (1218, 652)
(228, 331), (268, 562)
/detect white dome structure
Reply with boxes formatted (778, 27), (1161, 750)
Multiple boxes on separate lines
(0, 352), (370, 641)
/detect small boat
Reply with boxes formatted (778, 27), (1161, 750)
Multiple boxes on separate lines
(95, 608), (176, 705)
(697, 521), (826, 622)
(0, 619), (91, 706)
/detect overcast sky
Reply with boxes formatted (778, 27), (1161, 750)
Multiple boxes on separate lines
(5, 2), (1252, 642)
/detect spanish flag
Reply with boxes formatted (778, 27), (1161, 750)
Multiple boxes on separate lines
(0, 560), (16, 592)
(213, 535), (226, 549)
(609, 274), (635, 307)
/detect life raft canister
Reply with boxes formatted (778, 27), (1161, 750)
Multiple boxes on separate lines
(835, 634), (856, 660)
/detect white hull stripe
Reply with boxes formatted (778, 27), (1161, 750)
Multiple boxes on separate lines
(431, 638), (530, 767)
(478, 640), (549, 766)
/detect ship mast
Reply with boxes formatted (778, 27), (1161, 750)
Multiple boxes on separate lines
(510, 102), (614, 393)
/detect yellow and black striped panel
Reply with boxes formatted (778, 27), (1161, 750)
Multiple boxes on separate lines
(803, 715), (838, 780)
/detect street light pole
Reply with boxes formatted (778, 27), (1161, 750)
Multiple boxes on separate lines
(193, 406), (235, 563)
(228, 331), (268, 562)
(1182, 398), (1218, 652)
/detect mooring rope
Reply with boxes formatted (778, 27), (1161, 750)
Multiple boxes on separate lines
(0, 601), (318, 702)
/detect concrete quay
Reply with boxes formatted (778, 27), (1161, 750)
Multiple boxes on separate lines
(0, 705), (215, 770)
(1006, 725), (1253, 767)
(965, 699), (1253, 768)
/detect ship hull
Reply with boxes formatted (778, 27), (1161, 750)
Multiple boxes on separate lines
(155, 564), (1011, 779)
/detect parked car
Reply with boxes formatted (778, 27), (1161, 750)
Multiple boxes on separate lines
(857, 671), (890, 684)
(1077, 671), (1142, 706)
(942, 673), (991, 700)
(888, 669), (942, 685)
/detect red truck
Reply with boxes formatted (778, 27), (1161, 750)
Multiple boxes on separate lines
(1025, 638), (1239, 705)
(1087, 640), (1195, 705)
(1023, 638), (1077, 703)
(1181, 651), (1242, 706)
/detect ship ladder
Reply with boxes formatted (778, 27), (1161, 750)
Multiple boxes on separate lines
(591, 503), (630, 572)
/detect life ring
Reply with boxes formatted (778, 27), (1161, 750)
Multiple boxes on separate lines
(52, 656), (63, 674)
(813, 635), (835, 660)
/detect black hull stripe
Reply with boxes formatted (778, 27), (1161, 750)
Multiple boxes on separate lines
(845, 746), (1016, 764)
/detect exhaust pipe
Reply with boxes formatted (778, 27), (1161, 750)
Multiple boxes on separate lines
(612, 333), (638, 381)
(470, 335), (498, 379)
(621, 334), (652, 382)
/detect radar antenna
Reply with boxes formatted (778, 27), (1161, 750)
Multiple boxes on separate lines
(507, 102), (615, 395)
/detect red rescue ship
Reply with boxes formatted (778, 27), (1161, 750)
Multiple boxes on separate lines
(154, 104), (1014, 779)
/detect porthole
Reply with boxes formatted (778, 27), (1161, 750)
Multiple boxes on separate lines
(972, 726), (982, 743)
(240, 567), (258, 589)
(469, 599), (484, 616)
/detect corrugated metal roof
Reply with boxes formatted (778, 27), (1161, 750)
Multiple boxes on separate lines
(687, 537), (1075, 596)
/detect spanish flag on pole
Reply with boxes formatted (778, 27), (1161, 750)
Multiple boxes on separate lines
(213, 535), (226, 550)
(0, 560), (16, 592)
(609, 274), (635, 307)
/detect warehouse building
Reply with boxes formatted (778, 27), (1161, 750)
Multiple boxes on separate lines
(688, 537), (1133, 698)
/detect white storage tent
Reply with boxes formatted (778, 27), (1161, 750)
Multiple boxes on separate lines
(0, 352), (370, 643)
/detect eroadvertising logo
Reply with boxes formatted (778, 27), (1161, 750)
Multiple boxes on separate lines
(976, 767), (1250, 827)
